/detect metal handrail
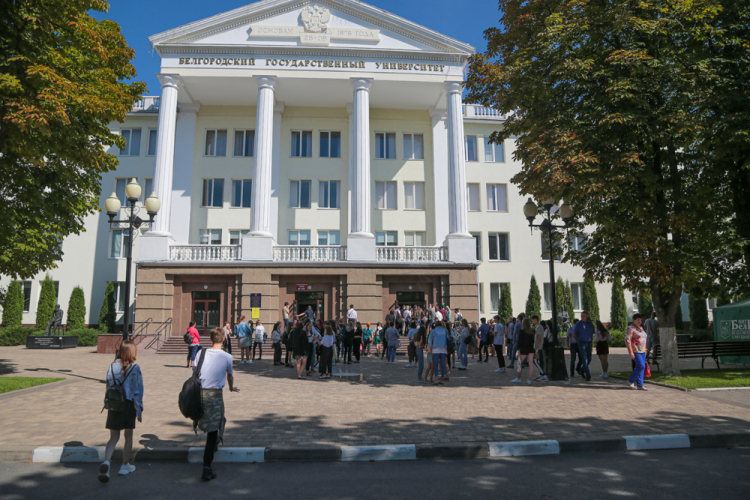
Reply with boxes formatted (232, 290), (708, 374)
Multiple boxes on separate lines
(145, 317), (172, 350)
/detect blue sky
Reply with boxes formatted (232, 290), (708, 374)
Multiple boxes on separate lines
(94, 0), (500, 95)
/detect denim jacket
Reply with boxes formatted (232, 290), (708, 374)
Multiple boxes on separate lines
(107, 360), (144, 417)
(428, 327), (448, 349)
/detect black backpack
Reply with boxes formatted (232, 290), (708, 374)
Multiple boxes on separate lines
(446, 333), (456, 354)
(183, 331), (192, 344)
(178, 348), (207, 421)
(103, 363), (133, 413)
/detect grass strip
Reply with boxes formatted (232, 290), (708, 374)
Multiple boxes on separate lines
(0, 377), (65, 394)
(610, 368), (750, 390)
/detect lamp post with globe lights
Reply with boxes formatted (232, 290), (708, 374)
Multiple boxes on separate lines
(104, 179), (160, 340)
(523, 197), (575, 380)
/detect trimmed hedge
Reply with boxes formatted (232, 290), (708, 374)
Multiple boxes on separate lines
(63, 329), (99, 347)
(2, 281), (24, 327)
(0, 327), (98, 346)
(610, 330), (625, 347)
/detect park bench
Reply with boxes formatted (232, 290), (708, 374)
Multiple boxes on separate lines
(651, 341), (750, 370)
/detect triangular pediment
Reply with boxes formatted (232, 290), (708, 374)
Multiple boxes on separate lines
(149, 0), (473, 55)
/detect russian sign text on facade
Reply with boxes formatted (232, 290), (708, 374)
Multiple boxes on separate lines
(176, 57), (448, 73)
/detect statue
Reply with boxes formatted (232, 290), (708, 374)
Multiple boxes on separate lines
(45, 304), (64, 336)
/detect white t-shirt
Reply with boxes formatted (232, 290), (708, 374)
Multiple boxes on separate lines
(254, 325), (266, 342)
(493, 324), (505, 345)
(193, 349), (233, 390)
(347, 308), (358, 322)
(435, 311), (444, 321)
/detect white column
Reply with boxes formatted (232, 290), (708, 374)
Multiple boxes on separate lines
(443, 82), (475, 262)
(169, 103), (200, 244)
(347, 78), (375, 261)
(269, 102), (284, 242)
(242, 76), (277, 260)
(139, 75), (179, 261)
(430, 108), (450, 246)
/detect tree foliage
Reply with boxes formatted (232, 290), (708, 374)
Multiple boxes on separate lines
(1, 281), (24, 327)
(525, 275), (541, 319)
(35, 275), (56, 330)
(98, 282), (116, 333)
(563, 280), (576, 322)
(499, 283), (513, 321)
(66, 286), (86, 330)
(0, 0), (146, 278)
(638, 294), (654, 319)
(610, 278), (627, 332)
(675, 302), (685, 330)
(465, 0), (750, 375)
(582, 278), (600, 322)
(689, 294), (710, 331)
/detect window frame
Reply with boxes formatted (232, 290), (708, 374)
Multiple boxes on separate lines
(543, 283), (553, 312)
(143, 178), (153, 202)
(319, 131), (341, 158)
(632, 290), (639, 312)
(230, 179), (252, 208)
(541, 234), (563, 262)
(204, 129), (228, 157)
(467, 183), (481, 212)
(488, 232), (510, 262)
(109, 229), (131, 259)
(318, 180), (340, 209)
(229, 230), (250, 246)
(375, 231), (398, 246)
(479, 283), (484, 314)
(288, 230), (312, 246)
(201, 178), (224, 208)
(471, 233), (482, 261)
(375, 181), (397, 210)
(289, 180), (312, 208)
(114, 178), (133, 206)
(402, 133), (424, 160)
(571, 283), (584, 312)
(569, 234), (587, 252)
(465, 135), (478, 162)
(22, 281), (32, 313)
(233, 129), (255, 157)
(486, 184), (508, 212)
(113, 282), (126, 313)
(146, 129), (158, 157)
(317, 230), (341, 246)
(291, 130), (313, 158)
(199, 229), (222, 245)
(483, 136), (505, 163)
(404, 231), (426, 247)
(119, 128), (141, 156)
(403, 181), (425, 211)
(490, 282), (510, 314)
(375, 132), (397, 160)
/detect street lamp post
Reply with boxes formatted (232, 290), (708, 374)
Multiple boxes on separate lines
(104, 179), (161, 340)
(523, 198), (575, 381)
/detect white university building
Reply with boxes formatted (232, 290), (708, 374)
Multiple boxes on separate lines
(5, 0), (675, 338)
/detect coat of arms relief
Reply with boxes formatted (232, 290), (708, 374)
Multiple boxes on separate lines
(300, 5), (330, 33)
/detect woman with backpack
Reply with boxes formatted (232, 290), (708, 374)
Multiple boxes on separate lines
(99, 340), (143, 483)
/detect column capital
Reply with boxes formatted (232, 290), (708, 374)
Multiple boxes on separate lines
(444, 81), (463, 95)
(256, 76), (278, 90)
(429, 107), (447, 121)
(351, 78), (372, 92)
(273, 102), (285, 115)
(157, 74), (181, 90)
(178, 103), (201, 114)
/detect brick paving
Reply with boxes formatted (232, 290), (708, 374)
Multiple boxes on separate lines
(1, 346), (749, 450)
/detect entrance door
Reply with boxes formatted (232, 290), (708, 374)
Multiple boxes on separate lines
(396, 291), (426, 312)
(192, 292), (221, 336)
(295, 291), (325, 322)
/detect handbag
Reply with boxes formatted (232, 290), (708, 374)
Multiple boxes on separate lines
(644, 364), (651, 378)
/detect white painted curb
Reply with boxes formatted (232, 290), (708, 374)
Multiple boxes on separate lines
(32, 446), (104, 463)
(624, 434), (690, 451)
(341, 445), (416, 461)
(187, 447), (265, 463)
(489, 440), (560, 457)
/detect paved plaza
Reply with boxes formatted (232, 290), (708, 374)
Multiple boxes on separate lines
(1, 346), (749, 452)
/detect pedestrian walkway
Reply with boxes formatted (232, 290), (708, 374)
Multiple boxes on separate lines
(0, 346), (748, 451)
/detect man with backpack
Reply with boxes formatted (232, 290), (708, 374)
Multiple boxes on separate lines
(191, 327), (239, 482)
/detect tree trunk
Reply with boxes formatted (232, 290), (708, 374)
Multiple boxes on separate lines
(651, 284), (682, 376)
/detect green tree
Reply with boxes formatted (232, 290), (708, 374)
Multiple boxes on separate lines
(465, 1), (743, 375)
(1, 281), (24, 327)
(525, 275), (541, 319)
(98, 282), (116, 333)
(0, 0), (146, 279)
(675, 302), (685, 331)
(35, 275), (56, 330)
(563, 280), (576, 322)
(499, 283), (513, 321)
(582, 279), (600, 323)
(689, 295), (710, 331)
(66, 286), (86, 330)
(638, 294), (654, 319)
(610, 278), (627, 332)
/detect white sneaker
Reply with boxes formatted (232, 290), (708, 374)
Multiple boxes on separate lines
(118, 463), (136, 476)
(599, 373), (606, 378)
(603, 373), (609, 378)
(527, 379), (532, 385)
(511, 378), (522, 384)
(495, 368), (503, 373)
(405, 364), (412, 368)
(540, 375), (548, 381)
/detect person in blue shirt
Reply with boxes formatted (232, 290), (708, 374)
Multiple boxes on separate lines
(572, 311), (595, 381)
(476, 318), (490, 362)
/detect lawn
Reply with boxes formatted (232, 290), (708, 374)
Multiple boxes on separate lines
(0, 377), (65, 394)
(611, 369), (750, 390)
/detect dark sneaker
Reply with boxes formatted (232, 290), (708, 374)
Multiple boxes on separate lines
(201, 467), (217, 482)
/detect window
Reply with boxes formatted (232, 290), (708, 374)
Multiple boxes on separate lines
(291, 130), (313, 157)
(288, 230), (311, 245)
(202, 179), (224, 208)
(544, 283), (553, 312)
(467, 183), (480, 211)
(113, 282), (126, 313)
(22, 281), (32, 312)
(318, 231), (340, 245)
(569, 234), (587, 252)
(319, 180), (340, 209)
(144, 178), (153, 199)
(290, 180), (311, 208)
(38, 280), (60, 303)
(404, 182), (424, 210)
(199, 229), (222, 245)
(571, 283), (583, 312)
(205, 130), (227, 156)
(479, 283), (484, 314)
(375, 181), (397, 210)
(229, 230), (250, 245)
(707, 298), (718, 311)
(488, 233), (509, 261)
(632, 290), (639, 312)
(403, 133), (424, 160)
(472, 233), (482, 260)
(119, 129), (141, 156)
(490, 283), (509, 313)
(110, 229), (131, 259)
(484, 137), (505, 162)
(231, 179), (252, 208)
(319, 131), (341, 158)
(541, 234), (563, 262)
(465, 135), (478, 162)
(375, 132), (396, 159)
(375, 231), (398, 246)
(404, 231), (426, 246)
(114, 178), (130, 205)
(233, 130), (255, 157)
(486, 184), (508, 212)
(147, 129), (158, 156)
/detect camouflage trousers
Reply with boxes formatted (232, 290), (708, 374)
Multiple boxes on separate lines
(196, 389), (225, 439)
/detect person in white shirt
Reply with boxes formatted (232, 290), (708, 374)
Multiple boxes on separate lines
(493, 315), (506, 373)
(319, 325), (336, 378)
(346, 304), (358, 323)
(252, 320), (266, 360)
(193, 327), (239, 482)
(435, 310), (444, 322)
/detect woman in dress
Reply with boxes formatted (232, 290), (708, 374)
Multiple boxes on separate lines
(291, 322), (309, 379)
(511, 318), (537, 385)
(595, 320), (612, 378)
(626, 313), (648, 390)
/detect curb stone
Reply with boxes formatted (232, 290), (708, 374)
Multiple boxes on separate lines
(18, 432), (750, 464)
(607, 374), (690, 392)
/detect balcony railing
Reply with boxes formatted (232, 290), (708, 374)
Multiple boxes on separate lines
(170, 245), (241, 261)
(273, 245), (347, 262)
(376, 246), (448, 262)
(131, 96), (160, 112)
(463, 104), (507, 120)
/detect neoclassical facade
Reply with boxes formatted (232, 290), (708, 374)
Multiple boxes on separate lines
(3, 0), (658, 338)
